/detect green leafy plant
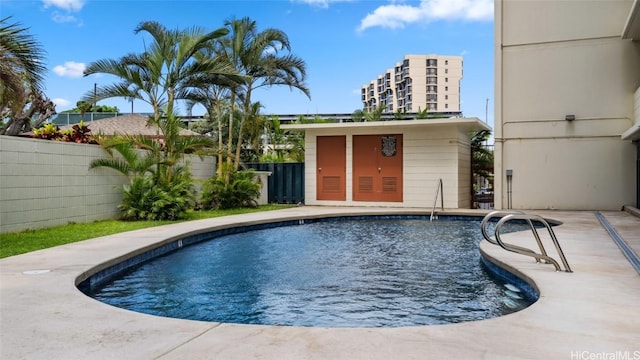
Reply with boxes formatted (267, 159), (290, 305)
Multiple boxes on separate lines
(90, 113), (215, 220)
(415, 107), (429, 119)
(119, 166), (195, 220)
(62, 120), (94, 143)
(32, 123), (62, 140)
(200, 164), (260, 210)
(32, 120), (96, 143)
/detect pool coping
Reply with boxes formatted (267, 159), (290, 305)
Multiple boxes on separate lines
(1, 206), (639, 359)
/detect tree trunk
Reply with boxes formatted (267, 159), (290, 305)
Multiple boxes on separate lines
(1, 92), (56, 136)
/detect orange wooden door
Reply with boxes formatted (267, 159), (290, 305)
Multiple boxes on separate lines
(353, 135), (403, 202)
(316, 136), (346, 201)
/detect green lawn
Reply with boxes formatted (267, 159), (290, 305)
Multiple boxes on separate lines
(0, 205), (292, 259)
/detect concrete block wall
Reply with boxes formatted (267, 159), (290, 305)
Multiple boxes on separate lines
(0, 136), (216, 233)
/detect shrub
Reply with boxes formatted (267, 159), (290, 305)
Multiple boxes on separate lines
(119, 166), (195, 220)
(32, 123), (62, 140)
(32, 121), (96, 143)
(201, 166), (261, 210)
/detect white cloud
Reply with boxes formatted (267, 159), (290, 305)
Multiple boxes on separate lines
(52, 98), (71, 108)
(358, 0), (493, 32)
(42, 0), (85, 12)
(53, 61), (86, 78)
(51, 12), (78, 23)
(293, 0), (353, 9)
(359, 4), (423, 30)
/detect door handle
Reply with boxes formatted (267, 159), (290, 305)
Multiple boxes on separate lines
(318, 167), (322, 172)
(378, 167), (381, 173)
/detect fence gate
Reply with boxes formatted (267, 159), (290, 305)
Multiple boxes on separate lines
(245, 162), (305, 204)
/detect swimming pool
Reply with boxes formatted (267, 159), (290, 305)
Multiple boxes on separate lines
(81, 216), (537, 328)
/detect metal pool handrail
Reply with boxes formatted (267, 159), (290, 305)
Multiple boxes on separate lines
(481, 210), (524, 245)
(480, 210), (542, 261)
(481, 211), (573, 273)
(430, 179), (443, 221)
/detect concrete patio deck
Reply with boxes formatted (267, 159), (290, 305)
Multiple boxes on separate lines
(1, 206), (639, 359)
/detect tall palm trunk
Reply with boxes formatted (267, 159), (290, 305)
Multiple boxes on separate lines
(233, 88), (252, 170)
(225, 90), (236, 183)
(215, 102), (224, 177)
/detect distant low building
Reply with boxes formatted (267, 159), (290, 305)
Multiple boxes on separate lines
(59, 114), (200, 138)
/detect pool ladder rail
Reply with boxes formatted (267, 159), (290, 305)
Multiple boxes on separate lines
(430, 178), (444, 221)
(480, 211), (573, 273)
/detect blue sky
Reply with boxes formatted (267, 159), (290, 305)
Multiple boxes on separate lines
(2, 0), (494, 125)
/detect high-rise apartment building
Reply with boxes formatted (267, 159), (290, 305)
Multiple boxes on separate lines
(361, 54), (463, 115)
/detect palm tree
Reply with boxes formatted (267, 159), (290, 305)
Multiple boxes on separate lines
(90, 113), (215, 178)
(82, 21), (233, 125)
(242, 101), (267, 162)
(219, 16), (310, 170)
(470, 129), (494, 195)
(184, 83), (231, 172)
(0, 16), (53, 135)
(415, 107), (429, 119)
(181, 46), (245, 175)
(90, 113), (216, 220)
(89, 136), (159, 180)
(0, 17), (46, 110)
(362, 104), (387, 121)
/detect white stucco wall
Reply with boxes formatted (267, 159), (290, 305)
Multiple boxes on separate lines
(494, 0), (640, 210)
(635, 86), (640, 125)
(0, 136), (215, 233)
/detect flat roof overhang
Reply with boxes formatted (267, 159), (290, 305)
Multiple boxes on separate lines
(622, 122), (640, 141)
(622, 0), (640, 39)
(281, 117), (491, 133)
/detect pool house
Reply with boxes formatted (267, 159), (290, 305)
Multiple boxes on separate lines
(282, 117), (490, 209)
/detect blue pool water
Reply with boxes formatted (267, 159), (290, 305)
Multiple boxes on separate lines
(85, 218), (536, 328)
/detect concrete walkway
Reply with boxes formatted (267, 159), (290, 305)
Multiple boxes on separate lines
(1, 207), (639, 359)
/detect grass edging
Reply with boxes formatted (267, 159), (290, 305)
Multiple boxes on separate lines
(0, 205), (292, 259)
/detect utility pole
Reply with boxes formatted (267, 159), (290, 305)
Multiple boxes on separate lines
(93, 83), (97, 121)
(485, 98), (489, 124)
(485, 98), (490, 147)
